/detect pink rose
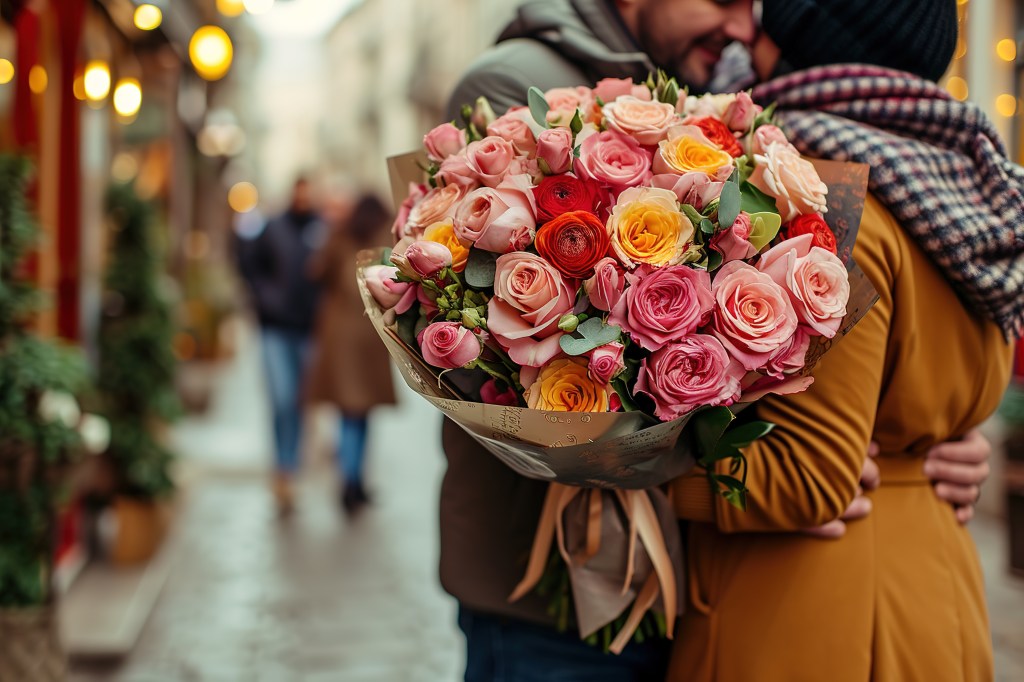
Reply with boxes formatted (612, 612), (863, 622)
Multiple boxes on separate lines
(757, 234), (849, 338)
(575, 130), (652, 189)
(721, 92), (761, 132)
(635, 335), (744, 421)
(748, 141), (829, 222)
(406, 184), (464, 235)
(391, 240), (452, 280)
(765, 327), (812, 379)
(424, 122), (467, 162)
(592, 77), (651, 104)
(487, 108), (537, 156)
(480, 378), (519, 406)
(435, 154), (481, 192)
(488, 252), (575, 367)
(587, 342), (626, 384)
(536, 127), (574, 175)
(710, 211), (757, 262)
(583, 257), (626, 312)
(364, 265), (414, 313)
(649, 172), (725, 211)
(453, 174), (537, 253)
(418, 321), (482, 369)
(465, 136), (517, 187)
(710, 260), (799, 371)
(748, 124), (789, 156)
(544, 86), (591, 126)
(602, 96), (678, 145)
(609, 265), (715, 351)
(392, 183), (428, 242)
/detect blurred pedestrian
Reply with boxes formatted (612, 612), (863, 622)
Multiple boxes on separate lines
(305, 191), (396, 514)
(238, 176), (323, 516)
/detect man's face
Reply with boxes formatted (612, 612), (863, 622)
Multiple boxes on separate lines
(291, 181), (314, 214)
(629, 0), (756, 89)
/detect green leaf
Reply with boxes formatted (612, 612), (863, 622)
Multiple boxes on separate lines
(705, 249), (724, 272)
(722, 487), (747, 511)
(559, 317), (621, 356)
(692, 406), (734, 463)
(681, 204), (704, 226)
(740, 181), (778, 215)
(718, 180), (741, 229)
(747, 211), (783, 252)
(465, 249), (498, 289)
(721, 420), (775, 449)
(611, 378), (641, 412)
(528, 86), (551, 128)
(752, 101), (778, 130)
(699, 218), (715, 235)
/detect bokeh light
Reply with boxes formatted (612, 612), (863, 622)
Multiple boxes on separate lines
(84, 60), (111, 102)
(113, 78), (143, 118)
(0, 59), (13, 85)
(996, 39), (1017, 62)
(28, 65), (47, 94)
(946, 76), (968, 102)
(228, 182), (260, 213)
(216, 0), (246, 17)
(133, 4), (163, 31)
(189, 26), (233, 81)
(996, 94), (1017, 117)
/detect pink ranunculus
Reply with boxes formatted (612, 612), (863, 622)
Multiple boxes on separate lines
(635, 335), (745, 421)
(757, 234), (849, 337)
(487, 108), (537, 156)
(722, 92), (761, 132)
(593, 77), (651, 104)
(453, 174), (537, 253)
(487, 252), (575, 367)
(609, 265), (715, 351)
(602, 96), (678, 145)
(417, 321), (482, 369)
(392, 240), (452, 280)
(405, 184), (464, 234)
(465, 136), (518, 188)
(710, 211), (757, 262)
(649, 172), (725, 211)
(710, 260), (799, 371)
(364, 265), (413, 311)
(424, 122), (467, 162)
(748, 124), (790, 156)
(480, 378), (519, 406)
(748, 141), (829, 222)
(583, 257), (626, 312)
(575, 130), (652, 189)
(435, 154), (481, 193)
(392, 183), (428, 242)
(587, 342), (626, 384)
(536, 127), (574, 175)
(765, 327), (812, 378)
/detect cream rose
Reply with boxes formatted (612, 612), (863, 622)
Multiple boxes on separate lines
(602, 96), (678, 145)
(748, 141), (828, 222)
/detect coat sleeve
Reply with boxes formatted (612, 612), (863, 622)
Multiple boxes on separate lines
(672, 197), (902, 532)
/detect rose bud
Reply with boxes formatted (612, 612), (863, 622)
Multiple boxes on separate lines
(536, 127), (574, 175)
(424, 122), (467, 162)
(722, 92), (761, 132)
(417, 321), (482, 369)
(534, 210), (610, 279)
(391, 240), (453, 280)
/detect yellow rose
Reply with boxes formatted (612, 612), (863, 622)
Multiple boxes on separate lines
(654, 125), (734, 178)
(607, 187), (694, 268)
(525, 357), (610, 412)
(423, 220), (470, 272)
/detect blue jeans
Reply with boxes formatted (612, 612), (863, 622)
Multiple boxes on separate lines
(458, 607), (670, 682)
(259, 326), (310, 474)
(338, 415), (368, 485)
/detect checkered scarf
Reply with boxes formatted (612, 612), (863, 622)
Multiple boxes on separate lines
(751, 64), (1024, 339)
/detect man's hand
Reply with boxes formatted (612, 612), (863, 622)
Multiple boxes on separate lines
(924, 428), (991, 524)
(803, 444), (880, 539)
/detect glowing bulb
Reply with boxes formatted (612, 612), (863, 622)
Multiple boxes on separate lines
(996, 94), (1017, 117)
(189, 26), (233, 81)
(113, 78), (142, 118)
(216, 0), (246, 17)
(946, 76), (968, 102)
(997, 39), (1017, 62)
(133, 4), (162, 31)
(243, 0), (274, 15)
(28, 65), (47, 94)
(0, 59), (13, 85)
(83, 60), (111, 102)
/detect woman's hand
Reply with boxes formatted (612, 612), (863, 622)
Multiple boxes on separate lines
(924, 428), (991, 524)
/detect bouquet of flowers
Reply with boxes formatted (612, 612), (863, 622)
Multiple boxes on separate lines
(360, 74), (874, 651)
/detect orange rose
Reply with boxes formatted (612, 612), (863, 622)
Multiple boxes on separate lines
(607, 187), (694, 268)
(654, 125), (734, 178)
(525, 357), (610, 412)
(423, 220), (470, 272)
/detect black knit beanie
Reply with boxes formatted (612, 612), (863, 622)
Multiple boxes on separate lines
(761, 0), (959, 82)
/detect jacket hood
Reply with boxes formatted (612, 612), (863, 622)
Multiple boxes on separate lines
(498, 0), (655, 84)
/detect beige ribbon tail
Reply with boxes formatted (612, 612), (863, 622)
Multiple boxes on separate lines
(508, 482), (566, 603)
(609, 572), (660, 654)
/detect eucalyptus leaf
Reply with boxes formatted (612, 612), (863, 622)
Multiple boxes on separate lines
(528, 86), (551, 128)
(465, 249), (498, 289)
(559, 317), (621, 356)
(740, 181), (778, 215)
(699, 218), (715, 235)
(718, 181), (741, 229)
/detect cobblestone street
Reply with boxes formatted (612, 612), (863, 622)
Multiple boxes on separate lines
(69, 325), (1024, 681)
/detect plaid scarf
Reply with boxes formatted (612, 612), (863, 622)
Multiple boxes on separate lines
(751, 64), (1024, 339)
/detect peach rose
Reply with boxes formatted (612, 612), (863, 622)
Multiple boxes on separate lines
(453, 174), (537, 254)
(575, 130), (653, 189)
(757, 233), (849, 338)
(423, 122), (467, 162)
(748, 124), (790, 156)
(487, 108), (538, 156)
(748, 141), (829, 222)
(488, 252), (575, 367)
(607, 186), (694, 268)
(392, 183), (428, 242)
(602, 96), (678, 145)
(765, 327), (812, 379)
(422, 220), (470, 272)
(544, 86), (591, 127)
(465, 136), (517, 187)
(710, 260), (799, 371)
(654, 125), (735, 179)
(593, 77), (652, 104)
(524, 357), (610, 412)
(406, 184), (463, 234)
(435, 154), (481, 193)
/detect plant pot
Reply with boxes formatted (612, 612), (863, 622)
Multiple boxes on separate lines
(109, 496), (171, 566)
(0, 606), (67, 682)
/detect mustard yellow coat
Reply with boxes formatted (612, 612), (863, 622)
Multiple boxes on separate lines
(669, 195), (1013, 681)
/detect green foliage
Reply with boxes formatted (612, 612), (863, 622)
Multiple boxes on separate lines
(96, 184), (179, 499)
(528, 86), (551, 128)
(691, 406), (776, 510)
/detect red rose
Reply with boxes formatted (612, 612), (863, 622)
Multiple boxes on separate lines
(785, 214), (838, 254)
(690, 117), (744, 158)
(533, 175), (601, 222)
(534, 210), (610, 279)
